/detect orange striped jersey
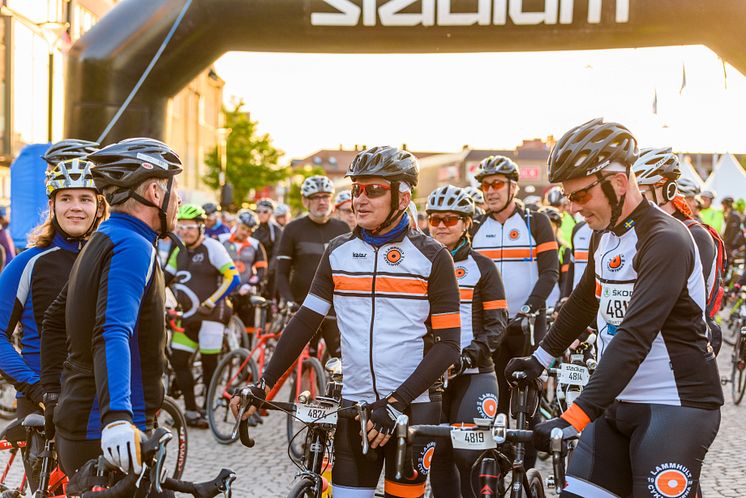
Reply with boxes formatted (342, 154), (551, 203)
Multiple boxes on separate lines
(571, 221), (593, 289)
(471, 204), (559, 316)
(279, 228), (462, 405)
(219, 233), (267, 286)
(452, 242), (508, 373)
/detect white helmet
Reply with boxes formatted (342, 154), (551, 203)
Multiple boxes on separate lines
(46, 158), (97, 198)
(676, 178), (700, 197)
(426, 185), (475, 217)
(275, 203), (290, 216)
(334, 190), (352, 207)
(301, 176), (334, 198)
(632, 147), (680, 186)
(462, 186), (484, 205)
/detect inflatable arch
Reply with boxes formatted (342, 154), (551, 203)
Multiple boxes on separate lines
(64, 0), (746, 141)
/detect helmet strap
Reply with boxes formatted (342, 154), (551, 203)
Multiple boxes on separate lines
(128, 176), (175, 239)
(371, 181), (405, 236)
(489, 181), (516, 218)
(599, 172), (626, 230)
(50, 193), (105, 242)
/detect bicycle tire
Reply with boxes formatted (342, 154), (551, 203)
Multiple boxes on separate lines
(207, 348), (258, 444)
(286, 476), (318, 498)
(228, 316), (251, 351)
(157, 396), (189, 480)
(287, 357), (327, 462)
(525, 469), (546, 498)
(723, 314), (741, 347)
(0, 380), (16, 419)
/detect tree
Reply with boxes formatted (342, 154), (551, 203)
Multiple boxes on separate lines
(285, 165), (327, 214)
(203, 100), (287, 207)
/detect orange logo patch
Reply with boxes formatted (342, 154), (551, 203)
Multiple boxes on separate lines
(607, 254), (625, 272)
(455, 267), (467, 279)
(653, 469), (689, 497)
(509, 229), (520, 240)
(477, 393), (498, 419)
(385, 247), (403, 266)
(417, 442), (436, 474)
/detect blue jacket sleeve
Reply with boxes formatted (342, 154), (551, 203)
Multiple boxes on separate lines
(92, 239), (156, 426)
(0, 251), (40, 391)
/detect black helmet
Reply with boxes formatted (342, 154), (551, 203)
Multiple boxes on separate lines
(475, 156), (519, 182)
(88, 138), (182, 201)
(202, 202), (221, 215)
(346, 146), (419, 188)
(722, 196), (734, 205)
(632, 147), (680, 186)
(237, 209), (258, 228)
(548, 118), (638, 183)
(256, 198), (275, 211)
(541, 206), (563, 225)
(42, 139), (99, 166)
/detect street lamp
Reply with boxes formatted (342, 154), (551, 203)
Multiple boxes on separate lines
(36, 21), (69, 143)
(216, 127), (232, 207)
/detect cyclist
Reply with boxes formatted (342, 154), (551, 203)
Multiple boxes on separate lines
(722, 196), (745, 261)
(0, 206), (14, 271)
(221, 209), (268, 329)
(39, 138), (183, 479)
(506, 118), (723, 498)
(233, 146), (460, 498)
(699, 190), (724, 233)
(633, 147), (726, 355)
(41, 138), (99, 171)
(425, 185), (508, 498)
(470, 155), (559, 429)
(334, 190), (357, 230)
(463, 185), (486, 217)
(274, 203), (291, 227)
(543, 206), (573, 307)
(165, 204), (240, 428)
(253, 198), (282, 260)
(203, 202), (231, 239)
(275, 175), (349, 358)
(0, 157), (105, 489)
(676, 177), (702, 219)
(568, 219), (593, 290)
(545, 186), (576, 244)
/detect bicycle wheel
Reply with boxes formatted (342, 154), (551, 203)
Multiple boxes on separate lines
(287, 476), (318, 498)
(731, 335), (746, 405)
(287, 357), (327, 462)
(227, 316), (251, 351)
(0, 379), (16, 419)
(207, 348), (258, 444)
(157, 396), (189, 480)
(525, 469), (546, 498)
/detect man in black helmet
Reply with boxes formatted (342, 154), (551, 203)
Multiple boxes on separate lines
(470, 155), (559, 459)
(233, 146), (461, 498)
(40, 138), (182, 482)
(506, 118), (722, 497)
(203, 202), (230, 239)
(42, 139), (100, 172)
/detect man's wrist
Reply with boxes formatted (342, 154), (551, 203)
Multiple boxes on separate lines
(532, 347), (554, 368)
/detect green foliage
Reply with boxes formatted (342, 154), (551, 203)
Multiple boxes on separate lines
(203, 100), (288, 207)
(286, 165), (327, 214)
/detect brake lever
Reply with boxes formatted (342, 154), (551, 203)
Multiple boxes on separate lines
(356, 401), (370, 455)
(231, 387), (250, 441)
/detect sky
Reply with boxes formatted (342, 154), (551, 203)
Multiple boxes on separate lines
(214, 45), (746, 162)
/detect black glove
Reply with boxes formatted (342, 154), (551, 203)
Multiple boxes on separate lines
(504, 355), (544, 385)
(369, 398), (406, 436)
(532, 417), (578, 453)
(452, 353), (475, 377)
(243, 378), (268, 409)
(43, 392), (59, 440)
(26, 382), (45, 407)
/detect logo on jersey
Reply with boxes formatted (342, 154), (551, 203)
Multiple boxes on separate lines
(648, 463), (692, 498)
(384, 247), (404, 266)
(417, 441), (436, 475)
(192, 253), (205, 263)
(607, 254), (625, 272)
(352, 252), (367, 259)
(509, 229), (520, 240)
(477, 393), (498, 419)
(455, 266), (468, 279)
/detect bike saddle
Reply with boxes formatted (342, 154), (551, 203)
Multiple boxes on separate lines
(249, 295), (267, 307)
(22, 413), (45, 429)
(0, 417), (27, 444)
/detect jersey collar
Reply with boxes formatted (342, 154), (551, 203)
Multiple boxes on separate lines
(451, 237), (471, 262)
(53, 232), (83, 253)
(109, 212), (159, 245)
(610, 199), (649, 237)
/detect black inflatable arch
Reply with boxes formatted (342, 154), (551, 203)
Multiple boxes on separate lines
(64, 0), (746, 142)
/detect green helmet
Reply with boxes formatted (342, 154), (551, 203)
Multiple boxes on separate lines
(735, 198), (746, 213)
(178, 204), (206, 222)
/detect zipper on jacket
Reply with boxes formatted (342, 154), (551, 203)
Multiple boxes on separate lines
(369, 246), (379, 400)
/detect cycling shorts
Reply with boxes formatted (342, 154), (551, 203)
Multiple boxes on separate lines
(171, 320), (223, 355)
(562, 401), (720, 498)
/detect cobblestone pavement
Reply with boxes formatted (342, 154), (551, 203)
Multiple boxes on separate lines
(1, 351), (744, 496)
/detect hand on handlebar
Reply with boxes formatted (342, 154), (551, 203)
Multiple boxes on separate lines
(362, 397), (405, 449)
(532, 417), (578, 453)
(229, 379), (269, 421)
(100, 421), (143, 474)
(504, 355), (544, 386)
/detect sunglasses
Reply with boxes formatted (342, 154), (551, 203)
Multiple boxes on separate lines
(480, 179), (508, 192)
(351, 183), (392, 199)
(563, 175), (612, 205)
(428, 214), (463, 227)
(177, 224), (200, 231)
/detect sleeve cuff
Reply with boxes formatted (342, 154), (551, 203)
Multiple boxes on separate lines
(532, 346), (554, 368)
(560, 403), (591, 432)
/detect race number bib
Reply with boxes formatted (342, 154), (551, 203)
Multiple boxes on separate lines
(450, 427), (496, 451)
(598, 282), (634, 332)
(296, 402), (338, 425)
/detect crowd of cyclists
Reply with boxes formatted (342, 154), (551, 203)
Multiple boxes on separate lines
(0, 116), (742, 496)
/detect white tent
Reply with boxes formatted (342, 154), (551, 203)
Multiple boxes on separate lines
(677, 155), (705, 189)
(704, 153), (746, 201)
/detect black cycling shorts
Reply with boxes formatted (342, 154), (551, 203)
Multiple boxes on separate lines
(332, 400), (440, 498)
(562, 401), (720, 498)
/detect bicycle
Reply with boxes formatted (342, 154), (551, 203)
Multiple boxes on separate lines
(207, 299), (326, 460)
(232, 358), (372, 498)
(65, 427), (235, 498)
(392, 372), (573, 498)
(157, 396), (189, 480)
